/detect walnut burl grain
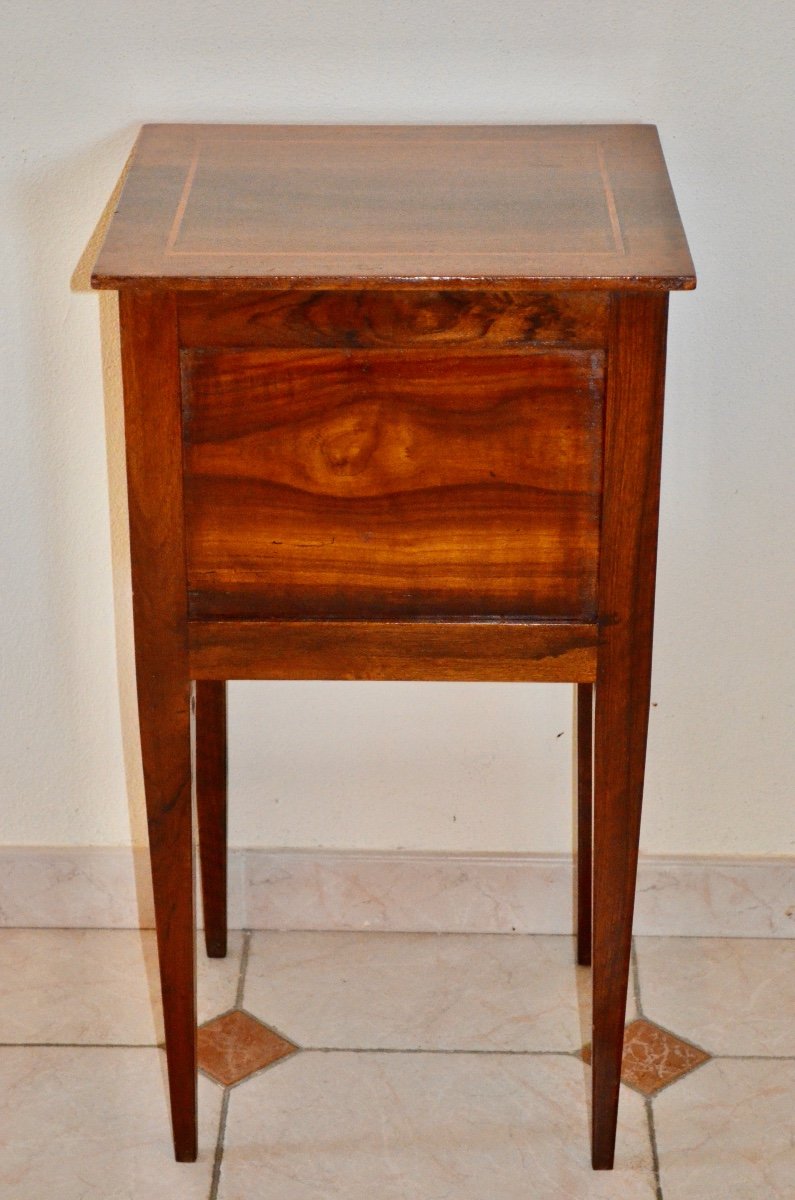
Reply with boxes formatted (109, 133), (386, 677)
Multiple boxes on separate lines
(178, 289), (610, 349)
(89, 123), (695, 1171)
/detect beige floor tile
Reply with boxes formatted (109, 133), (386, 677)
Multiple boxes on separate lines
(654, 1058), (795, 1199)
(219, 1050), (656, 1199)
(243, 932), (629, 1051)
(635, 936), (795, 1055)
(0, 1047), (220, 1198)
(0, 929), (242, 1044)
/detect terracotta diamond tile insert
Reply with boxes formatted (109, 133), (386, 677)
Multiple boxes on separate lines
(582, 1018), (710, 1096)
(198, 1009), (298, 1086)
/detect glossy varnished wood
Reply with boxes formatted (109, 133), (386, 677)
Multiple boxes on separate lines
(91, 123), (695, 1169)
(188, 620), (598, 683)
(178, 289), (610, 349)
(182, 347), (604, 620)
(194, 680), (227, 958)
(591, 292), (669, 1169)
(92, 125), (695, 292)
(118, 291), (196, 1161)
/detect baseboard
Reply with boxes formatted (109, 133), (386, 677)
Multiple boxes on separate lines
(0, 846), (792, 937)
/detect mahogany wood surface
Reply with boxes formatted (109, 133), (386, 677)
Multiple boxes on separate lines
(118, 291), (196, 1161)
(194, 680), (227, 958)
(183, 347), (604, 621)
(92, 124), (695, 292)
(188, 620), (598, 683)
(591, 292), (669, 1169)
(91, 123), (695, 1170)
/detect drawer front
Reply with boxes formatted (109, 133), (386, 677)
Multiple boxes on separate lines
(178, 289), (609, 350)
(182, 348), (603, 620)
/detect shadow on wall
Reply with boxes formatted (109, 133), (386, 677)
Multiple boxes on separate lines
(71, 137), (155, 922)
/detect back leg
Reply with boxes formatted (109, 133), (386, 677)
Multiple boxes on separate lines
(195, 680), (228, 958)
(576, 682), (593, 967)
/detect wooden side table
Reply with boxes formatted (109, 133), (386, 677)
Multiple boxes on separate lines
(91, 123), (695, 1169)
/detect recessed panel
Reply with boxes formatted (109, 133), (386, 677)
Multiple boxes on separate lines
(182, 348), (604, 620)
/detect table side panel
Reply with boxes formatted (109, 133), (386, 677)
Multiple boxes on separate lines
(181, 341), (605, 621)
(188, 619), (599, 683)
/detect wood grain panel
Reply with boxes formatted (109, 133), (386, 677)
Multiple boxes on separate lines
(182, 348), (604, 620)
(178, 290), (609, 350)
(188, 619), (598, 682)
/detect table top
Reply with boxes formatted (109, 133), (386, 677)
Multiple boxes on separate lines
(91, 124), (695, 292)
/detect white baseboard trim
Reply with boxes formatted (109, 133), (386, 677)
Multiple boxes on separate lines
(0, 846), (792, 937)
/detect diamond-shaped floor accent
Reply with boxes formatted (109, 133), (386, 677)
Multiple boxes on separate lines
(198, 1009), (297, 1086)
(582, 1017), (711, 1095)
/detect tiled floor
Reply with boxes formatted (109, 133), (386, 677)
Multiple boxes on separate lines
(0, 931), (792, 1198)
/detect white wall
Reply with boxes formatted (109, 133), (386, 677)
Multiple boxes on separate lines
(1, 1), (793, 857)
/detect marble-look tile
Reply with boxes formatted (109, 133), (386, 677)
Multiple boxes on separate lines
(243, 931), (634, 1051)
(3, 847), (792, 937)
(635, 936), (795, 1055)
(0, 846), (246, 930)
(582, 1019), (710, 1095)
(244, 850), (795, 936)
(654, 1059), (795, 1199)
(219, 1051), (656, 1199)
(634, 857), (795, 938)
(196, 930), (246, 1024)
(0, 1047), (220, 1198)
(0, 847), (151, 928)
(198, 1009), (296, 1085)
(244, 849), (576, 933)
(0, 929), (243, 1044)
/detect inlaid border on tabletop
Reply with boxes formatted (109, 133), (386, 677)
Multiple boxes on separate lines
(91, 124), (696, 291)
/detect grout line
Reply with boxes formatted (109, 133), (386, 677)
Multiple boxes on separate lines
(208, 1088), (229, 1200)
(627, 933), (794, 942)
(234, 930), (252, 1009)
(6, 1040), (790, 1062)
(709, 1053), (795, 1061)
(644, 1097), (664, 1200)
(0, 926), (157, 933)
(296, 1046), (579, 1057)
(0, 1041), (158, 1049)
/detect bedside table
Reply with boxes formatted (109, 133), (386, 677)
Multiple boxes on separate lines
(91, 123), (695, 1169)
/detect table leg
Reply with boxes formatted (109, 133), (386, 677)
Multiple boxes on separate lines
(195, 680), (228, 958)
(575, 683), (593, 967)
(139, 674), (197, 1162)
(120, 290), (197, 1161)
(591, 641), (650, 1168)
(590, 291), (668, 1169)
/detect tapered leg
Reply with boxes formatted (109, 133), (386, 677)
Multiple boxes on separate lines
(140, 675), (197, 1161)
(195, 680), (228, 958)
(591, 644), (650, 1168)
(575, 683), (593, 967)
(591, 291), (669, 1169)
(120, 291), (197, 1161)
